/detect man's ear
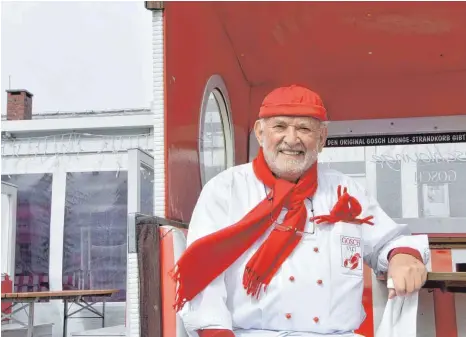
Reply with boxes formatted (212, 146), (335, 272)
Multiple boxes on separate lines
(254, 120), (264, 147)
(318, 126), (328, 153)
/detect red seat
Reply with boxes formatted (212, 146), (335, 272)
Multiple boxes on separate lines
(159, 226), (189, 337)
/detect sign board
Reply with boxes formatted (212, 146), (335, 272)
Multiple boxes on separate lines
(321, 131), (466, 233)
(326, 132), (466, 148)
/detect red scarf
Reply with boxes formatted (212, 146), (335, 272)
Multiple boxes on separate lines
(171, 148), (374, 312)
(171, 148), (318, 311)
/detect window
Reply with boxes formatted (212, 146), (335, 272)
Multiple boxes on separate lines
(140, 164), (154, 215)
(416, 160), (465, 218)
(199, 75), (234, 185)
(62, 171), (127, 301)
(320, 136), (466, 233)
(1, 174), (52, 293)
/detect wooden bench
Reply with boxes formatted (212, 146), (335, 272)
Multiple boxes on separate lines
(427, 235), (466, 249)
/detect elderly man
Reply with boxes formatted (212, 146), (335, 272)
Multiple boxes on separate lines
(172, 85), (429, 337)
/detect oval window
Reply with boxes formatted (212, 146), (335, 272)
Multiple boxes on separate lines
(199, 76), (234, 185)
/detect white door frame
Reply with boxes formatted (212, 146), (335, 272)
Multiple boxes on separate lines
(127, 148), (154, 215)
(126, 148), (154, 337)
(2, 181), (18, 280)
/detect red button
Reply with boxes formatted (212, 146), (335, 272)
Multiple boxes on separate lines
(289, 276), (295, 281)
(286, 313), (292, 319)
(313, 316), (319, 323)
(313, 247), (319, 253)
(317, 279), (323, 285)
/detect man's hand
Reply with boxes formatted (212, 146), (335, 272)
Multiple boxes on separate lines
(387, 253), (427, 299)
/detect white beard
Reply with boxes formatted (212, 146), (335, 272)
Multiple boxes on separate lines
(262, 141), (318, 180)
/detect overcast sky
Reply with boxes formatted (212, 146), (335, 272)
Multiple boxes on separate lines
(1, 1), (153, 114)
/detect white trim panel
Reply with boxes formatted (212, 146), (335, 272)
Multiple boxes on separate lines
(1, 182), (17, 278)
(128, 149), (141, 215)
(2, 153), (131, 175)
(152, 9), (165, 218)
(2, 114), (153, 134)
(48, 171), (66, 291)
(2, 134), (153, 158)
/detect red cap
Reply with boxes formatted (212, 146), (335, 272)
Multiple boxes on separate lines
(259, 85), (328, 121)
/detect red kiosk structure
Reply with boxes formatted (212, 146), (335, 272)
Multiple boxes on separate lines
(129, 3), (466, 337)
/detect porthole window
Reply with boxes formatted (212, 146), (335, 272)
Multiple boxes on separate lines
(199, 75), (234, 186)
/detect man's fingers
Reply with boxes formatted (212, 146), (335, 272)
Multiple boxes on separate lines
(406, 273), (415, 294)
(388, 288), (396, 299)
(393, 275), (407, 297)
(387, 276), (405, 299)
(413, 271), (423, 292)
(391, 264), (426, 298)
(421, 267), (428, 284)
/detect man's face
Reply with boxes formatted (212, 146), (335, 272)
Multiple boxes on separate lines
(254, 116), (328, 182)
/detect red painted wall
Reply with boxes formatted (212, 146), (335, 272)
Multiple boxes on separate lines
(250, 70), (466, 123)
(164, 2), (250, 221)
(165, 1), (466, 218)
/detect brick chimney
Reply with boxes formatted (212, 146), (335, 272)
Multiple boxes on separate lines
(6, 89), (33, 120)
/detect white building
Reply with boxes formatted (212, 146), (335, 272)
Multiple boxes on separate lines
(1, 89), (155, 337)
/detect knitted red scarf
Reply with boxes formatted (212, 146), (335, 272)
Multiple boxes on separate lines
(171, 148), (374, 312)
(171, 148), (318, 311)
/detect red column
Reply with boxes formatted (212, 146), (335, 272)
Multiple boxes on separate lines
(431, 249), (458, 337)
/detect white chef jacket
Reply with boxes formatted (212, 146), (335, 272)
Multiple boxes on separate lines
(179, 163), (430, 337)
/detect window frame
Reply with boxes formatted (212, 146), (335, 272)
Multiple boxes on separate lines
(1, 181), (17, 279)
(198, 74), (235, 186)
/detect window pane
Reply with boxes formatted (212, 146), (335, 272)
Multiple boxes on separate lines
(417, 159), (466, 218)
(1, 174), (52, 293)
(1, 193), (10, 274)
(200, 91), (227, 184)
(140, 164), (154, 215)
(62, 171), (127, 301)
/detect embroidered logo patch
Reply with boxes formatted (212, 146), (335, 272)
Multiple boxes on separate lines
(341, 235), (362, 270)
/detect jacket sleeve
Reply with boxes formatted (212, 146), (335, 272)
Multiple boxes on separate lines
(345, 176), (430, 275)
(178, 173), (234, 336)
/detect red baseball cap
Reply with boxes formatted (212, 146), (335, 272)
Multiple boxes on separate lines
(259, 85), (328, 121)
